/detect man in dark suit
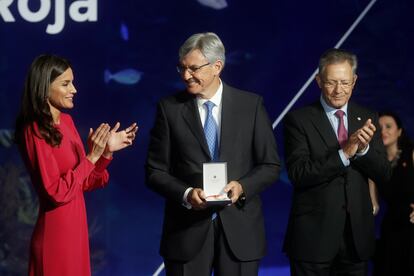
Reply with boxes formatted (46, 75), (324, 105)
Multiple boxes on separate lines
(146, 32), (280, 275)
(283, 48), (392, 276)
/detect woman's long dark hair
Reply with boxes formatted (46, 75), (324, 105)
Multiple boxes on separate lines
(15, 54), (71, 146)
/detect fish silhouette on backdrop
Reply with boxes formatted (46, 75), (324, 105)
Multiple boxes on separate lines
(226, 50), (253, 65)
(120, 22), (129, 41)
(0, 129), (14, 148)
(197, 0), (228, 10)
(104, 69), (143, 85)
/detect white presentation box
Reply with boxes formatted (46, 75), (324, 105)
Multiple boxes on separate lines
(203, 162), (232, 206)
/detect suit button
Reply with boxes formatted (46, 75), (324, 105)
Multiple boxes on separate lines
(342, 205), (347, 210)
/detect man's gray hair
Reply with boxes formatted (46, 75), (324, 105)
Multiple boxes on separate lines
(179, 32), (226, 66)
(318, 48), (358, 75)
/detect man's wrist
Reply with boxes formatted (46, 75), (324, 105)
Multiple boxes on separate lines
(356, 144), (370, 156)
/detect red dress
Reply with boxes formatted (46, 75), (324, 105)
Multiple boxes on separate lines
(20, 113), (111, 276)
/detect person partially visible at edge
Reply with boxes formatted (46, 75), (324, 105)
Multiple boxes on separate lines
(373, 111), (414, 276)
(282, 48), (391, 276)
(146, 32), (280, 276)
(14, 54), (138, 276)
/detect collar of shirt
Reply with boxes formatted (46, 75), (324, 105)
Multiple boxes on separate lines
(196, 80), (223, 141)
(320, 95), (349, 131)
(196, 80), (223, 109)
(320, 95), (348, 117)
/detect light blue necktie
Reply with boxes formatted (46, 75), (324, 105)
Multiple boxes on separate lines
(203, 101), (219, 161)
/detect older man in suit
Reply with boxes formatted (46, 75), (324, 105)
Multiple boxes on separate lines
(146, 32), (280, 275)
(283, 48), (392, 276)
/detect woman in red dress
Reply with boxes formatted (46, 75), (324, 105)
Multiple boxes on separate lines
(14, 54), (138, 276)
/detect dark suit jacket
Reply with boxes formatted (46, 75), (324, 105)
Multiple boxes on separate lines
(283, 101), (391, 262)
(146, 83), (280, 262)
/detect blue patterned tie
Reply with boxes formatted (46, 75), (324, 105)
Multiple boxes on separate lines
(204, 101), (218, 161)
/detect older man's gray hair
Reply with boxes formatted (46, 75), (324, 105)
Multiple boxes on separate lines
(179, 32), (226, 66)
(318, 48), (358, 75)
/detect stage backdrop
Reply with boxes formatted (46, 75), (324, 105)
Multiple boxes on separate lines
(1, 0), (413, 275)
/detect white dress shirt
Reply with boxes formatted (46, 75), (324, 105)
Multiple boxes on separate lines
(196, 81), (223, 142)
(183, 81), (223, 207)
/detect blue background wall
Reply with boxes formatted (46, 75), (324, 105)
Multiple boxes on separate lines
(1, 0), (413, 275)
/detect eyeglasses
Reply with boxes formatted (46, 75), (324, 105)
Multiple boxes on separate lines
(322, 79), (355, 89)
(176, 62), (210, 75)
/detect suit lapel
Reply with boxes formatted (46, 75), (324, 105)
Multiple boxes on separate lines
(347, 103), (363, 135)
(181, 96), (211, 158)
(309, 102), (340, 148)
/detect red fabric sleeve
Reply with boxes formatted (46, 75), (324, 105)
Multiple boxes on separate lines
(23, 125), (95, 206)
(83, 155), (112, 192)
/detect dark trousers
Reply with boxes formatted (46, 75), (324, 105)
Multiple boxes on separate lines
(290, 215), (367, 276)
(164, 216), (259, 276)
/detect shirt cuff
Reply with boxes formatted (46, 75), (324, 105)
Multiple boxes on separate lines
(339, 149), (350, 167)
(182, 187), (193, 209)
